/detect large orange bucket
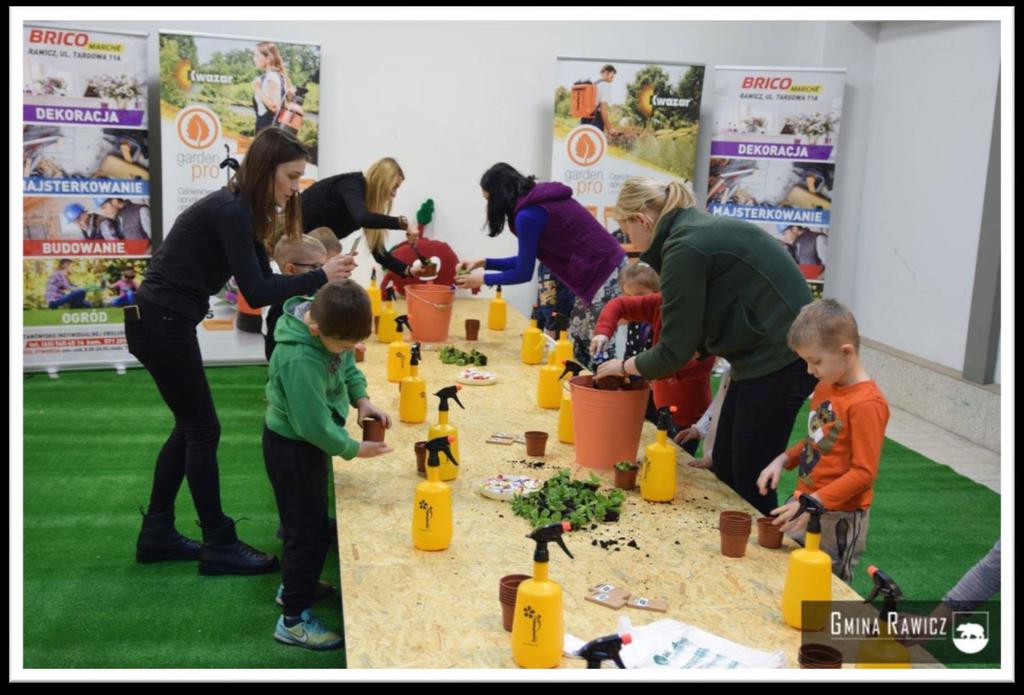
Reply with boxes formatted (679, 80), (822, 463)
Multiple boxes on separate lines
(406, 284), (455, 343)
(569, 375), (650, 470)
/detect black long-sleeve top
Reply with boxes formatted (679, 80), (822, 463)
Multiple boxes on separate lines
(137, 188), (327, 323)
(300, 172), (411, 275)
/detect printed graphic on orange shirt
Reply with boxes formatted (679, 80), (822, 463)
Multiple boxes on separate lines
(799, 400), (842, 485)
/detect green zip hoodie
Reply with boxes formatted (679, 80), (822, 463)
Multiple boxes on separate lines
(635, 207), (812, 382)
(265, 296), (368, 459)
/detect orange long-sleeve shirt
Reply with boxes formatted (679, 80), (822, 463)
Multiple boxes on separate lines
(785, 379), (889, 511)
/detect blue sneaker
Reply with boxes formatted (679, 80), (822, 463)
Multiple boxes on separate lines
(275, 580), (335, 606)
(274, 610), (344, 650)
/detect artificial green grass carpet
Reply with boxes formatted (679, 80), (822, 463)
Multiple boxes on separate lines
(23, 367), (345, 669)
(23, 367), (1000, 668)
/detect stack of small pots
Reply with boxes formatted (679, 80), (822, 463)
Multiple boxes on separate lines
(719, 511), (752, 558)
(797, 643), (843, 669)
(499, 574), (530, 631)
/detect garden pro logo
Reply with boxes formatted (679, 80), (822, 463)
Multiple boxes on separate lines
(566, 125), (605, 167)
(176, 105), (221, 150)
(952, 612), (989, 654)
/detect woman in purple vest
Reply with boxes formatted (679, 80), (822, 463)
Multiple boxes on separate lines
(455, 162), (626, 366)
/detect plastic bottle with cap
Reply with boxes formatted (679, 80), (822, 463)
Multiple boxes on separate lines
(412, 435), (457, 550)
(428, 385), (464, 481)
(512, 521), (574, 668)
(640, 406), (678, 502)
(781, 492), (832, 630)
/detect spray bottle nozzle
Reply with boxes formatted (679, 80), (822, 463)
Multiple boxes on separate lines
(424, 435), (457, 468)
(385, 287), (397, 302)
(410, 342), (421, 365)
(656, 406), (678, 431)
(395, 314), (411, 333)
(371, 267), (377, 281)
(577, 632), (632, 669)
(865, 565), (903, 615)
(434, 385), (465, 411)
(559, 360), (586, 381)
(791, 491), (826, 533)
(527, 521), (573, 563)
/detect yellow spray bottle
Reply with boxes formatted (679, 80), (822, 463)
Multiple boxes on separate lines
(537, 349), (562, 409)
(640, 406), (678, 502)
(550, 313), (574, 367)
(377, 288), (398, 343)
(512, 521), (574, 669)
(386, 315), (412, 382)
(399, 343), (427, 424)
(428, 385), (464, 481)
(557, 360), (586, 444)
(856, 566), (912, 668)
(488, 284), (507, 331)
(521, 305), (544, 365)
(412, 435), (457, 551)
(781, 492), (832, 630)
(366, 267), (382, 318)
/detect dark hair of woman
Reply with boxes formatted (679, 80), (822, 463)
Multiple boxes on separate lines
(480, 162), (536, 237)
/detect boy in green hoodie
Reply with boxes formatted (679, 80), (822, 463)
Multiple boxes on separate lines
(264, 280), (392, 650)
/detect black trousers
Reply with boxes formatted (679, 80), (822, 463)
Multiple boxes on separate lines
(124, 302), (225, 525)
(263, 426), (331, 616)
(712, 358), (818, 516)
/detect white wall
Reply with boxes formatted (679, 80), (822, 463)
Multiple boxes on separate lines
(850, 21), (1000, 371)
(29, 19), (1002, 372)
(38, 19), (826, 316)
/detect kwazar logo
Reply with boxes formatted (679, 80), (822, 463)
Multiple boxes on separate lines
(566, 126), (605, 167)
(952, 612), (989, 655)
(637, 83), (693, 119)
(175, 61), (234, 91)
(176, 105), (221, 150)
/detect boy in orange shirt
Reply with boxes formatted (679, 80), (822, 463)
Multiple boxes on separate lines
(757, 299), (889, 582)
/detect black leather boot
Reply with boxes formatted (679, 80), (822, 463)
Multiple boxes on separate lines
(136, 507), (202, 564)
(198, 516), (279, 576)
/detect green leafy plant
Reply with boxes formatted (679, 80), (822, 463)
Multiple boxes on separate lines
(439, 345), (487, 366)
(510, 469), (624, 529)
(614, 460), (639, 472)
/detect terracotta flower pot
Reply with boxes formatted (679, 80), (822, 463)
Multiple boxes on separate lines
(720, 528), (749, 558)
(569, 375), (650, 470)
(720, 511), (753, 529)
(361, 417), (385, 443)
(614, 467), (638, 491)
(499, 574), (530, 632)
(524, 431), (549, 457)
(415, 441), (428, 475)
(373, 316), (380, 334)
(798, 643), (842, 669)
(757, 517), (784, 549)
(465, 318), (481, 341)
(354, 344), (366, 363)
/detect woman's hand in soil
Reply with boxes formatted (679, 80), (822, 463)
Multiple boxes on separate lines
(594, 358), (624, 381)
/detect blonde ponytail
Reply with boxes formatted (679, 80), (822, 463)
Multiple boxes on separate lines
(614, 176), (696, 228)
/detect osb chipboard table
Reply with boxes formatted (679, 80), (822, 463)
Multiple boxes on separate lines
(333, 297), (907, 669)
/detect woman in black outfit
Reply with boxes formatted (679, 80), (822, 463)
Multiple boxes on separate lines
(300, 157), (429, 279)
(127, 128), (356, 576)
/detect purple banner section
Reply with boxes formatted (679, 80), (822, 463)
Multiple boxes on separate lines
(24, 104), (145, 127)
(711, 140), (833, 161)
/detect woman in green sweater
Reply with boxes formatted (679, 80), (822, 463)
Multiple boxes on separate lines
(595, 177), (818, 515)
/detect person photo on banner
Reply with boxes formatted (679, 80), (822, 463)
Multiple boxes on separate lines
(97, 197), (151, 241)
(45, 258), (92, 309)
(124, 128), (360, 578)
(579, 63), (618, 136)
(300, 158), (428, 279)
(455, 162), (627, 368)
(252, 41), (296, 133)
(63, 200), (118, 241)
